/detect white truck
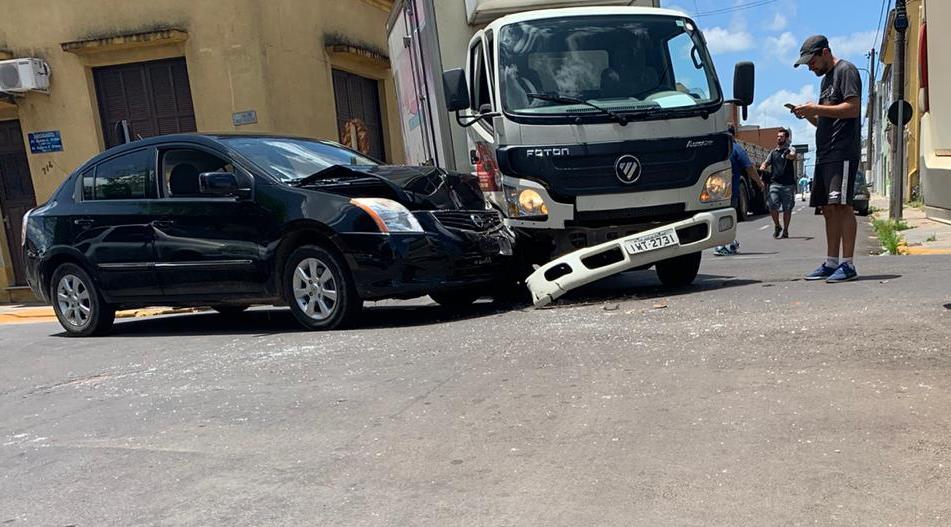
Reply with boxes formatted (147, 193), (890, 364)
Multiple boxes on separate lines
(386, 1), (754, 305)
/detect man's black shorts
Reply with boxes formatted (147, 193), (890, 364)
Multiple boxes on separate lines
(810, 159), (858, 208)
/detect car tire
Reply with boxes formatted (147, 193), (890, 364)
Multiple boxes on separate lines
(50, 263), (115, 337)
(429, 287), (483, 308)
(211, 305), (250, 316)
(736, 180), (749, 222)
(655, 251), (702, 288)
(284, 245), (361, 330)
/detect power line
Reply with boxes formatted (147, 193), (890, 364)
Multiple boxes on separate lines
(873, 0), (892, 54)
(693, 0), (779, 17)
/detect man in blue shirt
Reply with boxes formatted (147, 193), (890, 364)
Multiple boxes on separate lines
(715, 126), (764, 255)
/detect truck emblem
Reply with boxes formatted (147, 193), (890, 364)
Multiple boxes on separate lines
(615, 155), (641, 184)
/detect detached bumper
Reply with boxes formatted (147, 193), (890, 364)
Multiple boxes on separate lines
(525, 208), (736, 307)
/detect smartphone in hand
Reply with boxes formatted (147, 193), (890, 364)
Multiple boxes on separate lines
(784, 103), (796, 110)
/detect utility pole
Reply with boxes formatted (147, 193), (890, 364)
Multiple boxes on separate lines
(891, 0), (909, 220)
(866, 48), (876, 185)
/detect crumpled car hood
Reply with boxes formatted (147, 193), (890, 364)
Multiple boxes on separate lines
(298, 165), (486, 211)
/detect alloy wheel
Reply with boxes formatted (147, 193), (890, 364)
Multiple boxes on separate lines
(292, 257), (338, 321)
(56, 274), (92, 329)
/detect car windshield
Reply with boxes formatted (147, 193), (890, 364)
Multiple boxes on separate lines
(498, 15), (720, 115)
(219, 137), (378, 182)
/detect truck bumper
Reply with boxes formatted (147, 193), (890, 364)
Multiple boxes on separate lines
(525, 208), (736, 307)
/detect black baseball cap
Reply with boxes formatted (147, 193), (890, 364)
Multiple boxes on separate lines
(794, 35), (829, 67)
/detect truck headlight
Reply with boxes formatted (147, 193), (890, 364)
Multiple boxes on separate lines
(504, 186), (549, 217)
(351, 198), (424, 233)
(21, 208), (33, 246)
(700, 169), (732, 203)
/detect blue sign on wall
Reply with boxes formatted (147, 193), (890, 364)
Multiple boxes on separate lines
(28, 130), (63, 154)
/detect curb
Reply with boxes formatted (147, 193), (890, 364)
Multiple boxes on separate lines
(0, 306), (206, 325)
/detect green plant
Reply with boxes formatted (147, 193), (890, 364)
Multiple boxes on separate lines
(907, 200), (923, 209)
(867, 205), (883, 215)
(871, 218), (905, 255)
(926, 233), (938, 242)
(894, 219), (912, 231)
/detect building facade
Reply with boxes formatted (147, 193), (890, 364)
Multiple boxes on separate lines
(0, 0), (403, 301)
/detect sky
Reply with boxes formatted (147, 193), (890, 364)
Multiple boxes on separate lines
(664, 0), (891, 174)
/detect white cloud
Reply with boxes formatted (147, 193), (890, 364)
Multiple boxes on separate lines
(765, 32), (799, 64)
(767, 13), (788, 31)
(703, 26), (755, 54)
(829, 30), (878, 59)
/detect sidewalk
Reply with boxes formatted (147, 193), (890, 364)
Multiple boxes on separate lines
(0, 304), (206, 325)
(869, 194), (951, 255)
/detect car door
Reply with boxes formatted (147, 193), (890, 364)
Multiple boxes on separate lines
(149, 145), (274, 297)
(74, 148), (161, 299)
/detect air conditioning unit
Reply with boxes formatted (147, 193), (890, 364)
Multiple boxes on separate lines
(0, 58), (50, 94)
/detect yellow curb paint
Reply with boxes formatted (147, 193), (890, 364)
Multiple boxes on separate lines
(0, 307), (204, 325)
(902, 247), (951, 255)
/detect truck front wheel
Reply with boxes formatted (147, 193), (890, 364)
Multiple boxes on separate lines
(655, 252), (702, 288)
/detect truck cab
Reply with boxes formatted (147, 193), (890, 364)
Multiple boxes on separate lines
(444, 7), (754, 264)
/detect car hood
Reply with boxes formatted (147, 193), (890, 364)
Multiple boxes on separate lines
(296, 165), (486, 211)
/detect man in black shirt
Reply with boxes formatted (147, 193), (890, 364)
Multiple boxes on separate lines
(760, 128), (798, 239)
(791, 35), (862, 283)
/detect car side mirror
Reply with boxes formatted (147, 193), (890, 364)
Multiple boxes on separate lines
(199, 171), (239, 196)
(443, 68), (471, 112)
(732, 61), (755, 119)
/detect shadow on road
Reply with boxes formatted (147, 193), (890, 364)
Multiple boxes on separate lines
(855, 274), (902, 282)
(57, 301), (512, 338)
(543, 271), (761, 308)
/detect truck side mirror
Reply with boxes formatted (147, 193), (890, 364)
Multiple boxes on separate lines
(733, 61), (755, 120)
(443, 69), (471, 112)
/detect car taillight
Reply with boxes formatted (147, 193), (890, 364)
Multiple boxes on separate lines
(21, 208), (32, 246)
(919, 21), (929, 113)
(473, 143), (500, 192)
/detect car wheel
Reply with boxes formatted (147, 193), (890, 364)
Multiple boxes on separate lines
(655, 252), (702, 288)
(211, 305), (250, 316)
(429, 287), (483, 308)
(736, 180), (749, 222)
(50, 263), (115, 337)
(284, 245), (361, 330)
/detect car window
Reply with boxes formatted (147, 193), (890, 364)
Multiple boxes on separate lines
(161, 148), (239, 198)
(87, 149), (155, 200)
(219, 137), (378, 182)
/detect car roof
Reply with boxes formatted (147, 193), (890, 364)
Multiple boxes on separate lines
(73, 132), (338, 175)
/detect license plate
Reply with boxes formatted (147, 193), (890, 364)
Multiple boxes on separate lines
(623, 229), (679, 255)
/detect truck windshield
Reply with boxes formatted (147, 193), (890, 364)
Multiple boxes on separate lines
(499, 15), (720, 116)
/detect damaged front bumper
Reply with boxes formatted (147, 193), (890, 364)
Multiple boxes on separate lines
(525, 208), (736, 307)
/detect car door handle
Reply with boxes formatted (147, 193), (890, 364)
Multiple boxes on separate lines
(151, 220), (175, 229)
(73, 219), (95, 228)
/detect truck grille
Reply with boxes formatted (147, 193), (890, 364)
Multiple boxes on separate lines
(431, 210), (503, 232)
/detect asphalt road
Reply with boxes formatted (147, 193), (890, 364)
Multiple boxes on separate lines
(3, 204), (950, 526)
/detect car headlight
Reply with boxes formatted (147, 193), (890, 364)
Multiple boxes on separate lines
(504, 186), (549, 217)
(351, 198), (424, 233)
(700, 169), (732, 203)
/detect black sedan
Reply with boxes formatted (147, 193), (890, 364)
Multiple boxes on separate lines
(22, 134), (514, 336)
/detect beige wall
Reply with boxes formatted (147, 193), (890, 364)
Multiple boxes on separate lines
(0, 0), (402, 294)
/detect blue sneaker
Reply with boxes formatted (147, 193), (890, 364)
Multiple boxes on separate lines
(805, 263), (837, 280)
(826, 263), (858, 283)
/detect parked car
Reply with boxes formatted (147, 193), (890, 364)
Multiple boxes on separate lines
(22, 134), (515, 336)
(854, 171), (870, 216)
